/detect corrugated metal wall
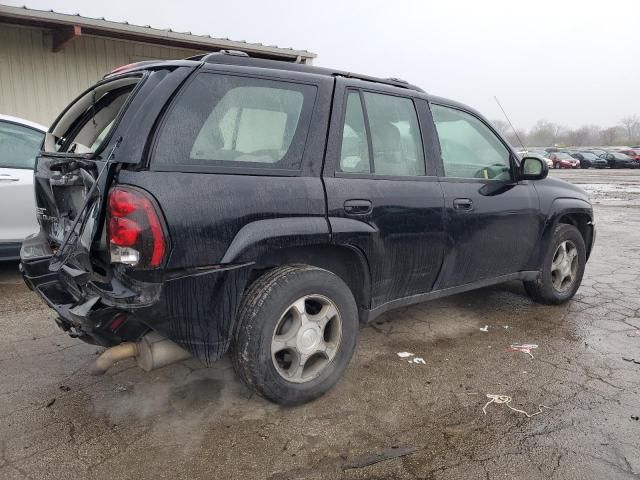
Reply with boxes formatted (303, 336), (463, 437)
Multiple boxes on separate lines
(0, 23), (202, 126)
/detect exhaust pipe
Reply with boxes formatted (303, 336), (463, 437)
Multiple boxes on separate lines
(89, 332), (191, 375)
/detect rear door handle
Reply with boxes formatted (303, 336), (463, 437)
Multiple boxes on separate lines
(344, 199), (372, 215)
(453, 198), (473, 211)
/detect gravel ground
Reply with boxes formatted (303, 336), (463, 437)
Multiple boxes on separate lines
(1, 169), (639, 480)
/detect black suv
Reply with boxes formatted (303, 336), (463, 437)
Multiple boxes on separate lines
(21, 52), (595, 405)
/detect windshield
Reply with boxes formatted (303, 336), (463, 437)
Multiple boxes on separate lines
(580, 152), (597, 160)
(44, 76), (141, 155)
(556, 153), (572, 159)
(613, 153), (631, 160)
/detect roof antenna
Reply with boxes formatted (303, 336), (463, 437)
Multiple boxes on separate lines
(494, 96), (527, 151)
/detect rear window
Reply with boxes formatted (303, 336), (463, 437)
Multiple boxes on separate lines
(153, 73), (317, 171)
(44, 76), (141, 154)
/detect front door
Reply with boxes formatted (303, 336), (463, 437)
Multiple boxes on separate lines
(323, 80), (446, 308)
(429, 103), (542, 289)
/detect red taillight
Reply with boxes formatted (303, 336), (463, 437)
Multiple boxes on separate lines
(109, 217), (141, 246)
(107, 187), (167, 268)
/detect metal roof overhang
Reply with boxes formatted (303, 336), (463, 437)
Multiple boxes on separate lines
(0, 4), (316, 62)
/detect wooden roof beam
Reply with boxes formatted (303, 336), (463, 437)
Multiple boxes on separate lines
(52, 25), (81, 52)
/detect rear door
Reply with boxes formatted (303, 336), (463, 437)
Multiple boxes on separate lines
(323, 79), (446, 309)
(0, 120), (44, 249)
(429, 103), (542, 289)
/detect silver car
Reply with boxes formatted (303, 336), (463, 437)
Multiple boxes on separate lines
(0, 114), (47, 260)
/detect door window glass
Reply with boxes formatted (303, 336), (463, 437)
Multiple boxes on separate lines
(154, 74), (315, 170)
(363, 92), (425, 176)
(339, 92), (371, 173)
(431, 104), (511, 180)
(0, 121), (44, 169)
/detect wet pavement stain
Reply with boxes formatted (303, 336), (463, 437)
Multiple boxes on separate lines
(0, 169), (639, 479)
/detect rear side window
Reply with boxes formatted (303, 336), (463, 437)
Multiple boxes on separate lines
(153, 73), (317, 170)
(338, 90), (425, 176)
(0, 121), (44, 169)
(45, 76), (140, 154)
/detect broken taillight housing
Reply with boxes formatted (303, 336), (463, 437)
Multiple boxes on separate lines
(106, 187), (167, 268)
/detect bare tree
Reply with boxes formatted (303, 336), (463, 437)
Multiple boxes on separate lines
(620, 115), (640, 144)
(600, 127), (621, 146)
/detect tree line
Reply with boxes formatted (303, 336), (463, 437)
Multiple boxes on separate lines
(491, 115), (640, 148)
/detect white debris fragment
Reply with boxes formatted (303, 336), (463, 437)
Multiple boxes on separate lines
(480, 325), (489, 332)
(482, 394), (552, 418)
(397, 352), (414, 358)
(409, 357), (426, 365)
(504, 325), (509, 329)
(507, 344), (539, 359)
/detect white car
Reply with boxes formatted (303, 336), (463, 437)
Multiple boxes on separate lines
(0, 114), (47, 260)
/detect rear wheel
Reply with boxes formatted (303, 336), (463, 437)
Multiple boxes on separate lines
(231, 265), (358, 405)
(524, 224), (586, 305)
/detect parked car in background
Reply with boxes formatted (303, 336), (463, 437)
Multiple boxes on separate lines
(619, 149), (640, 167)
(586, 148), (608, 157)
(569, 151), (604, 169)
(599, 151), (638, 168)
(0, 114), (46, 260)
(548, 152), (580, 169)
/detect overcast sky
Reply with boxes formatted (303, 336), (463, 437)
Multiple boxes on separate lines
(5, 0), (640, 129)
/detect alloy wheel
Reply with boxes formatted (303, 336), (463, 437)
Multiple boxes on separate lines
(271, 295), (342, 383)
(550, 240), (578, 293)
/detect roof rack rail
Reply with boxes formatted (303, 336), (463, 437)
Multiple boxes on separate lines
(198, 51), (424, 92)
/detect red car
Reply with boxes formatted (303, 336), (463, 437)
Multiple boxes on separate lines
(548, 152), (580, 169)
(620, 149), (640, 166)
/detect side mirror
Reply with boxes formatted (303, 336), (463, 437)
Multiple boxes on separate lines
(520, 156), (548, 180)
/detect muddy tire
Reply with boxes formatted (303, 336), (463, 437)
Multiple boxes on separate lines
(524, 224), (586, 305)
(231, 265), (358, 406)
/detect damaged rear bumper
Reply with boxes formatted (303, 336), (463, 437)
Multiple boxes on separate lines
(20, 232), (252, 366)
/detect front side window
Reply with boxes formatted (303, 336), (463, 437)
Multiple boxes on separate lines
(431, 104), (511, 180)
(154, 74), (316, 170)
(338, 90), (425, 176)
(0, 121), (44, 169)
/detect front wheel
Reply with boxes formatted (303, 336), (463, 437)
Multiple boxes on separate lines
(524, 224), (586, 305)
(231, 265), (359, 405)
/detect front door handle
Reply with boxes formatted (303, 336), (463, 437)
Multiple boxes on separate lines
(453, 198), (473, 211)
(344, 199), (372, 215)
(0, 174), (19, 182)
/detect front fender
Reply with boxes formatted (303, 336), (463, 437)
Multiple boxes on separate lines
(531, 197), (595, 267)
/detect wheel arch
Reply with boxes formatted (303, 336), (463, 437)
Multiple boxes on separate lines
(541, 198), (595, 263)
(249, 244), (372, 320)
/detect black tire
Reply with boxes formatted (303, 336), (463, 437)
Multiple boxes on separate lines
(524, 224), (586, 305)
(231, 265), (359, 405)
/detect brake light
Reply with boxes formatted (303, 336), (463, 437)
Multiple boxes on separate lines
(107, 187), (167, 268)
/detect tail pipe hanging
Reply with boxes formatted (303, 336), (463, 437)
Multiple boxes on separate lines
(89, 332), (191, 375)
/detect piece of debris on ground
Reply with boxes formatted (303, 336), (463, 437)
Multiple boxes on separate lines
(506, 343), (539, 359)
(482, 394), (553, 418)
(480, 325), (489, 332)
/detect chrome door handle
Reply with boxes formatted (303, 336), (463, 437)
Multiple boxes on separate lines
(453, 198), (473, 211)
(0, 174), (19, 182)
